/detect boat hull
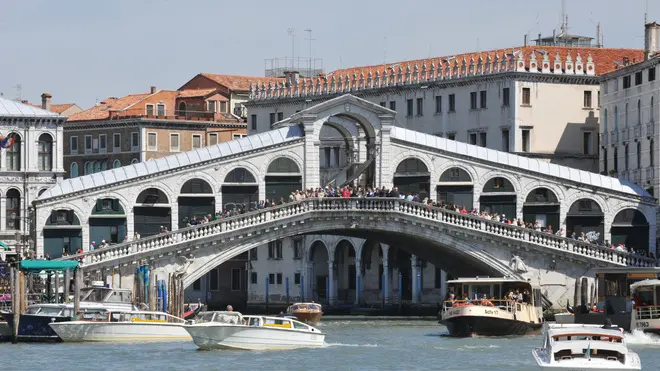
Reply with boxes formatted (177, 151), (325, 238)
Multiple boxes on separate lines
(1, 313), (70, 342)
(49, 322), (191, 342)
(532, 348), (641, 370)
(441, 315), (538, 337)
(292, 312), (323, 325)
(0, 321), (11, 341)
(185, 324), (325, 350)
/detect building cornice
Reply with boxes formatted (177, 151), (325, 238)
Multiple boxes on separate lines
(600, 56), (660, 81)
(63, 118), (247, 131)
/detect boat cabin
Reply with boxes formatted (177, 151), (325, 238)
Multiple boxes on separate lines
(540, 324), (629, 365)
(192, 311), (320, 333)
(630, 279), (660, 331)
(445, 277), (541, 307)
(288, 303), (322, 313)
(74, 311), (185, 323)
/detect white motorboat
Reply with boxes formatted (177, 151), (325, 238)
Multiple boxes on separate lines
(629, 279), (660, 334)
(554, 312), (575, 324)
(532, 323), (641, 370)
(185, 311), (325, 350)
(49, 311), (190, 342)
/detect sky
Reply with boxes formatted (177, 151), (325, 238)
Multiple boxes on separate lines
(1, 0), (659, 109)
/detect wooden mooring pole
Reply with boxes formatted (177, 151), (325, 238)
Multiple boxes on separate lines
(10, 267), (19, 344)
(73, 267), (81, 315)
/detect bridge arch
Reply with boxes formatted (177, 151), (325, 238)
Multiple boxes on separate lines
(134, 187), (171, 237)
(523, 187), (560, 231)
(334, 239), (357, 301)
(179, 178), (215, 228)
(479, 176), (518, 218)
(264, 156), (303, 203)
(437, 166), (474, 208)
(308, 240), (330, 301)
(222, 167), (259, 210)
(43, 209), (82, 258)
(393, 156), (431, 197)
(89, 196), (127, 246)
(566, 198), (604, 242)
(611, 208), (650, 253)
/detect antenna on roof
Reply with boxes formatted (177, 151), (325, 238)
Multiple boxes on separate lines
(287, 28), (296, 71)
(383, 37), (388, 64)
(644, 0), (648, 24)
(12, 84), (22, 101)
(561, 0), (567, 36)
(304, 28), (315, 74)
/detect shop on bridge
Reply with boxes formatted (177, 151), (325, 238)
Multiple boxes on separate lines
(89, 198), (127, 245)
(179, 179), (215, 228)
(479, 177), (517, 217)
(436, 167), (473, 208)
(265, 158), (302, 203)
(222, 168), (258, 211)
(565, 199), (604, 241)
(134, 188), (171, 237)
(393, 158), (430, 198)
(611, 209), (650, 252)
(522, 188), (560, 230)
(43, 209), (82, 258)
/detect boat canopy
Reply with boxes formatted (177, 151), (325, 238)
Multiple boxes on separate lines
(630, 279), (660, 291)
(20, 260), (79, 272)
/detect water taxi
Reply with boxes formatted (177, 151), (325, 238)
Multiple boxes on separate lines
(532, 323), (641, 370)
(629, 278), (660, 334)
(439, 277), (544, 337)
(49, 311), (190, 342)
(286, 302), (323, 324)
(185, 311), (325, 350)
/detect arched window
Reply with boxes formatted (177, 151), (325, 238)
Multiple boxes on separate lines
(614, 106), (619, 130)
(38, 133), (53, 171)
(38, 188), (47, 197)
(637, 141), (642, 169)
(113, 159), (121, 168)
(70, 162), (79, 178)
(603, 108), (608, 132)
(395, 158), (429, 175)
(178, 101), (186, 115)
(613, 147), (619, 172)
(224, 168), (257, 183)
(6, 189), (20, 230)
(84, 161), (93, 175)
(638, 99), (642, 124)
(624, 144), (629, 170)
(625, 103), (629, 127)
(181, 179), (213, 193)
(603, 148), (608, 174)
(267, 158), (300, 173)
(100, 161), (107, 171)
(651, 97), (655, 122)
(131, 158), (139, 164)
(93, 161), (100, 173)
(5, 133), (21, 170)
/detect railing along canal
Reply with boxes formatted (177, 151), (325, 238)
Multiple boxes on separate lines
(58, 198), (657, 268)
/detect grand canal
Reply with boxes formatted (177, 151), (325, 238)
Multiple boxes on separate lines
(4, 319), (660, 370)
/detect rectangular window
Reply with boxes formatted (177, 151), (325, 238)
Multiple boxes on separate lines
(583, 132), (593, 155)
(502, 87), (510, 106)
(231, 268), (241, 291)
(469, 133), (477, 145)
(447, 133), (456, 140)
(131, 132), (139, 150)
(277, 112), (284, 121)
(379, 101), (386, 107)
(635, 71), (643, 85)
(207, 100), (216, 113)
(157, 103), (165, 116)
(269, 112), (276, 125)
(649, 67), (656, 82)
(294, 273), (301, 285)
(170, 133), (180, 151)
(434, 267), (442, 289)
(406, 99), (413, 116)
(232, 133), (246, 140)
(268, 240), (282, 259)
(502, 129), (510, 152)
(448, 94), (456, 112)
(113, 133), (121, 151)
(268, 273), (275, 285)
(220, 101), (228, 113)
(146, 104), (154, 116)
(70, 136), (78, 154)
(435, 96), (442, 113)
(276, 273), (283, 285)
(208, 133), (218, 145)
(249, 247), (258, 260)
(99, 134), (107, 152)
(251, 114), (257, 130)
(522, 129), (531, 152)
(479, 132), (487, 147)
(416, 97), (423, 116)
(583, 90), (592, 108)
(293, 239), (303, 259)
(480, 90), (487, 108)
(250, 272), (257, 285)
(147, 132), (157, 151)
(522, 87), (531, 105)
(389, 101), (396, 111)
(192, 278), (201, 291)
(623, 75), (631, 89)
(470, 92), (477, 109)
(84, 135), (92, 152)
(192, 134), (202, 149)
(209, 268), (219, 291)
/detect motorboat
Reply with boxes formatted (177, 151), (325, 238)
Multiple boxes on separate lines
(629, 278), (660, 334)
(286, 302), (323, 324)
(439, 277), (544, 337)
(532, 323), (641, 370)
(1, 281), (137, 342)
(185, 311), (325, 350)
(49, 311), (190, 342)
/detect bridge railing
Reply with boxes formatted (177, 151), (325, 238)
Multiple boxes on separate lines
(58, 197), (657, 268)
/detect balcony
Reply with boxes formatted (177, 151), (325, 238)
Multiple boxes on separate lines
(107, 109), (236, 123)
(634, 123), (642, 139)
(630, 169), (641, 184)
(600, 132), (609, 147)
(647, 121), (656, 137)
(610, 130), (619, 144)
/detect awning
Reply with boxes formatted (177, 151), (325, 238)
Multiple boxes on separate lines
(630, 279), (660, 291)
(19, 260), (79, 272)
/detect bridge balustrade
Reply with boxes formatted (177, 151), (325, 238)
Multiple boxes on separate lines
(58, 198), (657, 269)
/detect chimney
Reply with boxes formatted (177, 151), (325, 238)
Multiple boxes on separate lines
(524, 34), (528, 47)
(150, 86), (157, 94)
(645, 22), (660, 60)
(41, 92), (52, 111)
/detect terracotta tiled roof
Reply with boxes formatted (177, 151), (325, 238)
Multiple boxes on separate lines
(177, 88), (228, 100)
(328, 46), (644, 78)
(49, 103), (77, 113)
(200, 73), (284, 91)
(67, 93), (151, 122)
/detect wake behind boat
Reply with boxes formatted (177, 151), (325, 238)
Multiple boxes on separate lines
(185, 311), (325, 350)
(532, 323), (641, 370)
(49, 311), (190, 342)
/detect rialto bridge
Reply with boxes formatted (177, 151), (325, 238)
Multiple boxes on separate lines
(34, 94), (656, 308)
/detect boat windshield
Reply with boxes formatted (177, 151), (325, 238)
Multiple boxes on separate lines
(292, 303), (322, 312)
(213, 312), (242, 324)
(552, 334), (623, 343)
(25, 306), (65, 316)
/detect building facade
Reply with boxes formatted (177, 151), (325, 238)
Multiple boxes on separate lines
(0, 97), (66, 259)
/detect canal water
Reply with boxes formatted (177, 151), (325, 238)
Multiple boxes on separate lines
(3, 320), (660, 371)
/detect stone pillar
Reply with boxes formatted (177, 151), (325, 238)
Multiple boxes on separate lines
(354, 256), (361, 305)
(381, 243), (391, 304)
(125, 212), (134, 244)
(214, 193), (222, 214)
(558, 205), (568, 237)
(377, 114), (394, 189)
(170, 201), (179, 232)
(327, 259), (335, 305)
(440, 269), (448, 301)
(411, 255), (419, 304)
(303, 115), (321, 189)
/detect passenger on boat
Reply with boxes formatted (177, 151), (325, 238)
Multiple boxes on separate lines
(446, 293), (455, 307)
(227, 305), (233, 312)
(480, 295), (494, 307)
(462, 293), (470, 304)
